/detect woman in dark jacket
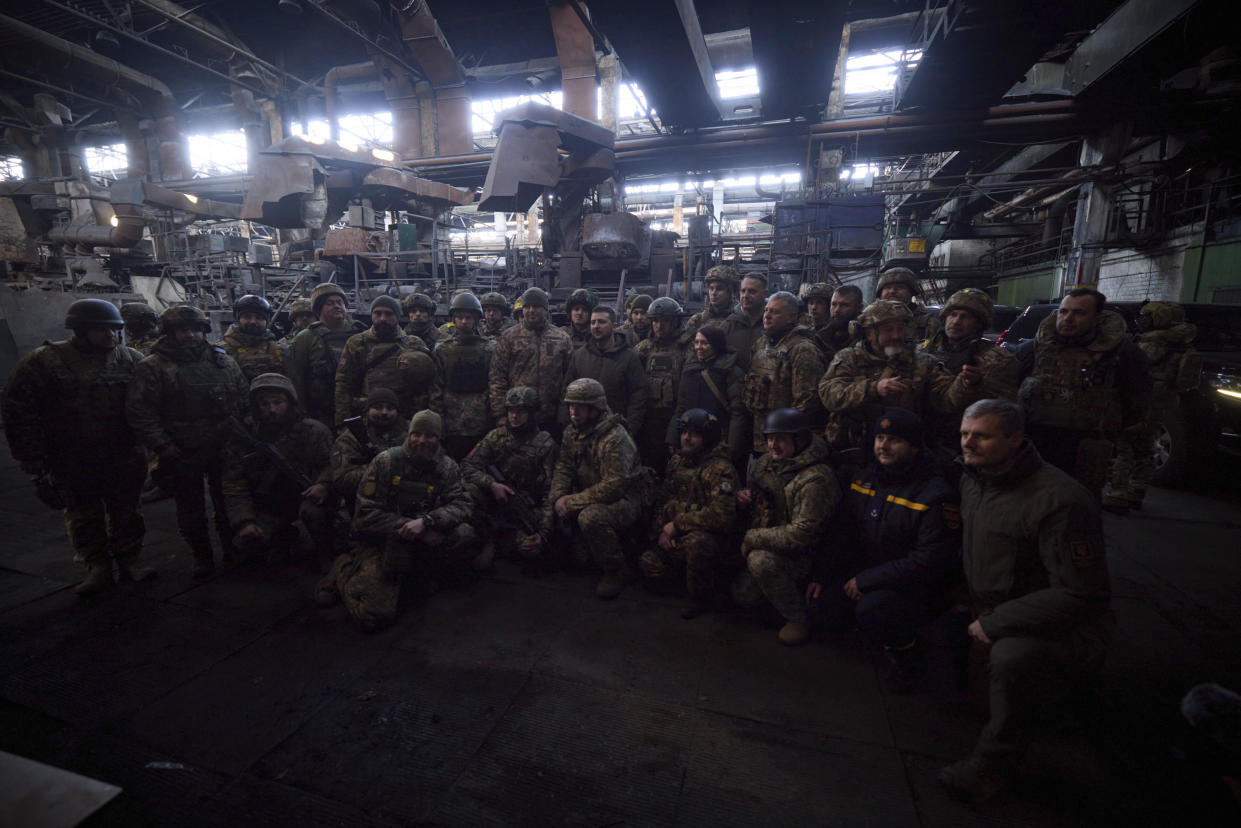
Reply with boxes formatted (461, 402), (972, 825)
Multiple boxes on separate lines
(668, 325), (747, 462)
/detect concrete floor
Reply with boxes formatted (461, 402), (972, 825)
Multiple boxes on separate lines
(1, 444), (1240, 827)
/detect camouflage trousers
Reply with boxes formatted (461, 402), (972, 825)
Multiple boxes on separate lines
(60, 449), (147, 568)
(233, 497), (335, 562)
(638, 530), (730, 602)
(732, 547), (813, 624)
(561, 497), (641, 574)
(1026, 425), (1113, 502)
(1106, 422), (1157, 503)
(162, 448), (231, 559)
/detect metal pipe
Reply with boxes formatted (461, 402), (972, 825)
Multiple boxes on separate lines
(305, 0), (425, 82)
(324, 60), (376, 141)
(549, 1), (597, 121)
(0, 68), (125, 111)
(47, 202), (146, 248)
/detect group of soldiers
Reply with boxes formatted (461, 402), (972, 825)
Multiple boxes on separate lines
(2, 263), (1200, 804)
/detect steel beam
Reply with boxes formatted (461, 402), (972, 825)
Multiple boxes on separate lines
(674, 0), (727, 120)
(1063, 0), (1201, 95)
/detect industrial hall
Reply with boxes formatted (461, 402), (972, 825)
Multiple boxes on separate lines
(2, 0), (1240, 824)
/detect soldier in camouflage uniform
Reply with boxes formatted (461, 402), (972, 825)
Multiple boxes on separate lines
(562, 305), (649, 436)
(3, 299), (154, 595)
(732, 408), (841, 645)
(803, 283), (863, 360)
(331, 388), (407, 516)
(121, 302), (160, 355)
(334, 295), (435, 428)
(744, 291), (826, 455)
(918, 289), (1018, 465)
(219, 294), (286, 383)
(221, 373), (334, 565)
(488, 287), (574, 434)
(431, 292), (494, 460)
(127, 305), (249, 578)
(317, 410), (475, 631)
(820, 300), (979, 452)
(686, 264), (739, 338)
(480, 292), (517, 340)
(619, 293), (653, 346)
(547, 378), (644, 599)
(463, 386), (558, 566)
(285, 298), (316, 340)
(635, 297), (690, 472)
(561, 287), (598, 350)
(287, 283), (366, 429)
(403, 292), (443, 349)
(1104, 301), (1201, 510)
(639, 409), (740, 619)
(876, 267), (940, 341)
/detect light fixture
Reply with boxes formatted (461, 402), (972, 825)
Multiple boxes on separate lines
(278, 0), (302, 15)
(182, 193), (199, 204)
(371, 147), (396, 162)
(1218, 388), (1241, 400)
(109, 215), (119, 227)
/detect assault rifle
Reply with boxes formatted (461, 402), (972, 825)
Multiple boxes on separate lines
(342, 416), (380, 462)
(222, 417), (350, 523)
(487, 464), (548, 546)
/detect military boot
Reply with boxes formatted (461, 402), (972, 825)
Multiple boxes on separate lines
(190, 544), (215, 580)
(778, 621), (809, 646)
(117, 559), (158, 583)
(470, 540), (496, 572)
(74, 561), (115, 596)
(938, 756), (1011, 804)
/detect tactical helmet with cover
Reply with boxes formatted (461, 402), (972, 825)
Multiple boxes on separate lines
(704, 264), (741, 288)
(563, 377), (608, 409)
(875, 267), (920, 296)
(803, 282), (834, 302)
(160, 304), (211, 334)
(857, 299), (913, 328)
(480, 292), (510, 312)
(310, 282), (347, 315)
(249, 372), (298, 403)
(234, 294), (272, 318)
(287, 298), (314, 319)
(65, 298), (124, 330)
(1140, 300), (1186, 331)
(449, 291), (484, 317)
(940, 288), (994, 329)
(120, 302), (157, 324)
(566, 288), (599, 311)
(402, 292), (435, 312)
(677, 408), (721, 448)
(504, 385), (540, 410)
(647, 297), (683, 318)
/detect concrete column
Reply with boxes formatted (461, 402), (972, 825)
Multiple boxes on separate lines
(417, 81), (436, 157)
(1064, 123), (1132, 291)
(527, 207), (539, 245)
(673, 192), (684, 236)
(599, 53), (618, 134)
(825, 22), (851, 120)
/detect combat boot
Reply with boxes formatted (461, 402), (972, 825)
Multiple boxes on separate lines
(938, 756), (1010, 804)
(470, 541), (496, 572)
(778, 621), (809, 646)
(74, 562), (115, 596)
(117, 560), (158, 583)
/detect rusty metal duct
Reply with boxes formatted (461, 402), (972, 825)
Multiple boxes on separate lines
(549, 1), (598, 121)
(47, 201), (145, 248)
(324, 61), (376, 141)
(115, 111), (150, 180)
(390, 0), (471, 156)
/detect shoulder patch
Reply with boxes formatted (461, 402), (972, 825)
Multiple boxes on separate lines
(361, 470), (378, 497)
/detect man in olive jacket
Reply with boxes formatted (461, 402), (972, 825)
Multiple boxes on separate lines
(940, 398), (1113, 804)
(562, 306), (649, 436)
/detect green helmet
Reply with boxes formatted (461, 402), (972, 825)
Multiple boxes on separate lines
(566, 288), (599, 312)
(647, 297), (683, 318)
(249, 372), (298, 403)
(704, 264), (740, 288)
(876, 267), (920, 296)
(159, 304), (211, 334)
(65, 298), (124, 330)
(803, 283), (834, 302)
(504, 385), (540, 409)
(1140, 301), (1186, 330)
(120, 302), (157, 324)
(450, 291), (484, 317)
(402, 292), (435, 312)
(310, 282), (347, 315)
(287, 298), (314, 318)
(520, 287), (550, 309)
(234, 294), (272, 318)
(857, 300), (913, 328)
(563, 377), (607, 409)
(480, 292), (510, 313)
(940, 288), (994, 329)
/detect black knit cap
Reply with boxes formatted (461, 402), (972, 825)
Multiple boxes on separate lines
(874, 408), (923, 444)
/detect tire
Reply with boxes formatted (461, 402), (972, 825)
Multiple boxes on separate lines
(1149, 405), (1190, 487)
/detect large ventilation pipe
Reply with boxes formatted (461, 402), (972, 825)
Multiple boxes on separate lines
(115, 110), (150, 180)
(325, 60), (376, 141)
(390, 1), (471, 156)
(47, 201), (145, 248)
(549, 1), (598, 121)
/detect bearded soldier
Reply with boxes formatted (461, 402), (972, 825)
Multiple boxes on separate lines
(634, 297), (690, 471)
(488, 287), (573, 434)
(431, 291), (493, 459)
(875, 267), (939, 341)
(219, 294), (285, 382)
(479, 292), (517, 340)
(403, 292), (443, 348)
(120, 302), (160, 355)
(330, 387), (407, 516)
(334, 295), (435, 428)
(286, 283), (366, 429)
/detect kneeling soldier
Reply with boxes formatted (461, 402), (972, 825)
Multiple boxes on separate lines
(331, 388), (408, 517)
(639, 409), (740, 619)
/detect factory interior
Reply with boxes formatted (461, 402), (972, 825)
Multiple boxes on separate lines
(1, 0), (1241, 825)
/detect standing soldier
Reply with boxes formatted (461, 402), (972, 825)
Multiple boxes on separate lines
(488, 287), (573, 435)
(733, 408), (840, 645)
(876, 267), (939, 341)
(331, 388), (407, 517)
(918, 288), (1018, 465)
(3, 299), (154, 594)
(120, 302), (160, 355)
(820, 300), (979, 453)
(219, 294), (285, 383)
(562, 305), (648, 436)
(431, 291), (493, 459)
(479, 292), (516, 340)
(686, 264), (739, 338)
(744, 291), (826, 455)
(318, 410), (476, 631)
(283, 298), (316, 342)
(547, 378), (644, 599)
(562, 287), (598, 350)
(221, 373), (334, 566)
(463, 386), (558, 566)
(634, 297), (690, 471)
(802, 282), (834, 333)
(127, 305), (248, 578)
(334, 296), (435, 429)
(639, 409), (740, 619)
(287, 283), (366, 429)
(619, 293), (653, 346)
(403, 292), (443, 349)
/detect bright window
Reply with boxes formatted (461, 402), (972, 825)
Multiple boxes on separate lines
(845, 50), (921, 95)
(83, 143), (128, 179)
(716, 68), (759, 99)
(188, 131), (248, 177)
(0, 156), (23, 180)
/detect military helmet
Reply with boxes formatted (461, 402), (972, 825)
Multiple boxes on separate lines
(520, 287), (550, 309)
(480, 291), (510, 312)
(449, 291), (484, 317)
(677, 408), (721, 448)
(876, 267), (920, 296)
(310, 282), (347, 315)
(563, 377), (607, 409)
(1140, 300), (1186, 330)
(120, 302), (157, 324)
(159, 304), (211, 334)
(803, 282), (834, 302)
(402, 292), (435, 312)
(249, 372), (298, 403)
(566, 288), (599, 312)
(65, 298), (124, 330)
(940, 288), (994, 329)
(857, 300), (913, 328)
(234, 294), (272, 319)
(504, 385), (540, 410)
(647, 297), (683, 319)
(704, 264), (741, 287)
(287, 298), (314, 318)
(762, 407), (810, 437)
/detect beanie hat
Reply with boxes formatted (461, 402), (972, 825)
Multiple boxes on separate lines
(408, 409), (443, 437)
(370, 295), (402, 315)
(366, 388), (399, 410)
(873, 408), (923, 444)
(695, 324), (728, 355)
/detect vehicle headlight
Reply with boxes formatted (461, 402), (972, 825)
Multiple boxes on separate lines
(1211, 371), (1241, 400)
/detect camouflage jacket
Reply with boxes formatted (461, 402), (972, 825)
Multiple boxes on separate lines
(919, 332), (1019, 400)
(334, 327), (433, 427)
(684, 303), (734, 339)
(488, 320), (574, 426)
(330, 417), (409, 503)
(654, 444), (738, 536)
(287, 320), (366, 426)
(819, 344), (974, 451)
(635, 333), (690, 417)
(462, 425), (558, 505)
(619, 321), (652, 348)
(562, 323), (592, 351)
(547, 411), (642, 521)
(405, 320), (443, 349)
(910, 304), (941, 342)
(813, 319), (859, 362)
(480, 317), (517, 341)
(219, 325), (286, 382)
(127, 338), (248, 454)
(1136, 322), (1200, 394)
(563, 333), (649, 434)
(743, 325), (826, 452)
(743, 435), (840, 553)
(125, 331), (159, 356)
(221, 412), (333, 529)
(354, 445), (472, 537)
(431, 330), (493, 437)
(2, 339), (144, 472)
